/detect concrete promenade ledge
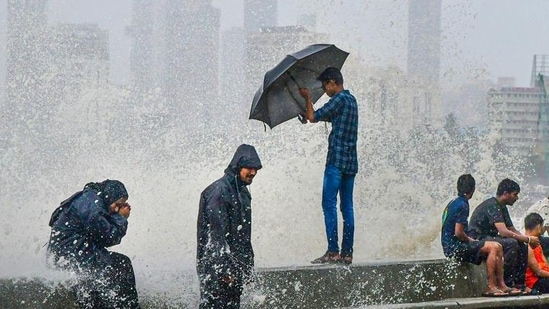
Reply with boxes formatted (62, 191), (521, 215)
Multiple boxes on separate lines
(360, 295), (549, 309)
(253, 258), (485, 308)
(2, 258), (549, 308)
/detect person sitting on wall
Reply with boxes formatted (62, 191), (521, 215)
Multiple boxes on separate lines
(468, 178), (540, 295)
(47, 179), (140, 309)
(523, 196), (549, 256)
(441, 174), (518, 297)
(525, 212), (549, 294)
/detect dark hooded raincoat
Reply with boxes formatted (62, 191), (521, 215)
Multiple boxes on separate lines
(48, 180), (129, 268)
(47, 180), (140, 309)
(196, 144), (263, 293)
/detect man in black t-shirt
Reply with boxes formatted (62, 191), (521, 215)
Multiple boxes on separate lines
(441, 174), (513, 296)
(469, 179), (541, 293)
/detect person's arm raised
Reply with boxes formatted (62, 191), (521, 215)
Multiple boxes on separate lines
(299, 88), (316, 123)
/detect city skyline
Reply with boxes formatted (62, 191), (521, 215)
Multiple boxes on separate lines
(2, 0), (549, 132)
(213, 0), (549, 87)
(1, 0), (546, 87)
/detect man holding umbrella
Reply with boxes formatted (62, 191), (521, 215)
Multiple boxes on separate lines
(299, 67), (359, 264)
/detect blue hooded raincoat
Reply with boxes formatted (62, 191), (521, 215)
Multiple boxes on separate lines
(48, 180), (129, 268)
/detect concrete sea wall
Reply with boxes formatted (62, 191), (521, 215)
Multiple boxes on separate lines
(2, 258), (549, 308)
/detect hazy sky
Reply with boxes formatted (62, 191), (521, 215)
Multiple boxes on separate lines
(218, 0), (549, 87)
(15, 0), (549, 87)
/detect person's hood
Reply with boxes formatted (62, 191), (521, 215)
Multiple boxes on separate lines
(224, 144), (262, 177)
(49, 180), (128, 226)
(84, 179), (128, 208)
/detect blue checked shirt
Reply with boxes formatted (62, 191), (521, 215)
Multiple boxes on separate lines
(314, 89), (358, 174)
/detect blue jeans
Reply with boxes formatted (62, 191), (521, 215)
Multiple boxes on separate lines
(322, 164), (355, 255)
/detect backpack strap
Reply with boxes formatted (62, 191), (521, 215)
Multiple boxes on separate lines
(48, 191), (83, 227)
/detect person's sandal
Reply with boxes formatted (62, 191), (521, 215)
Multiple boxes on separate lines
(512, 285), (530, 296)
(504, 287), (522, 296)
(311, 251), (340, 264)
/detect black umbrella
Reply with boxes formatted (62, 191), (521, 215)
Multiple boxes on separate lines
(249, 44), (349, 129)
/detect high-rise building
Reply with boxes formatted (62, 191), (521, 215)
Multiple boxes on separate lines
(5, 1), (115, 173)
(6, 0), (49, 122)
(406, 0), (442, 127)
(487, 56), (549, 174)
(0, 0), (6, 108)
(128, 0), (220, 124)
(128, 0), (168, 96)
(488, 76), (549, 158)
(442, 80), (494, 128)
(241, 0), (279, 110)
(244, 0), (277, 33)
(488, 87), (549, 155)
(7, 2), (112, 117)
(48, 24), (110, 102)
(531, 55), (549, 181)
(407, 0), (441, 83)
(531, 55), (549, 87)
(219, 27), (246, 119)
(370, 73), (439, 130)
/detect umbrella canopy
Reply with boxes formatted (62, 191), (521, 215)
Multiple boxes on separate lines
(249, 44), (349, 129)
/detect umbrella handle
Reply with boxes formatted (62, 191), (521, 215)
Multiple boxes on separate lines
(297, 113), (307, 124)
(287, 72), (301, 88)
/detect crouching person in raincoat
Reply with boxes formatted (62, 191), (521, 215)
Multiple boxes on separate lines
(197, 144), (262, 308)
(47, 179), (140, 309)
